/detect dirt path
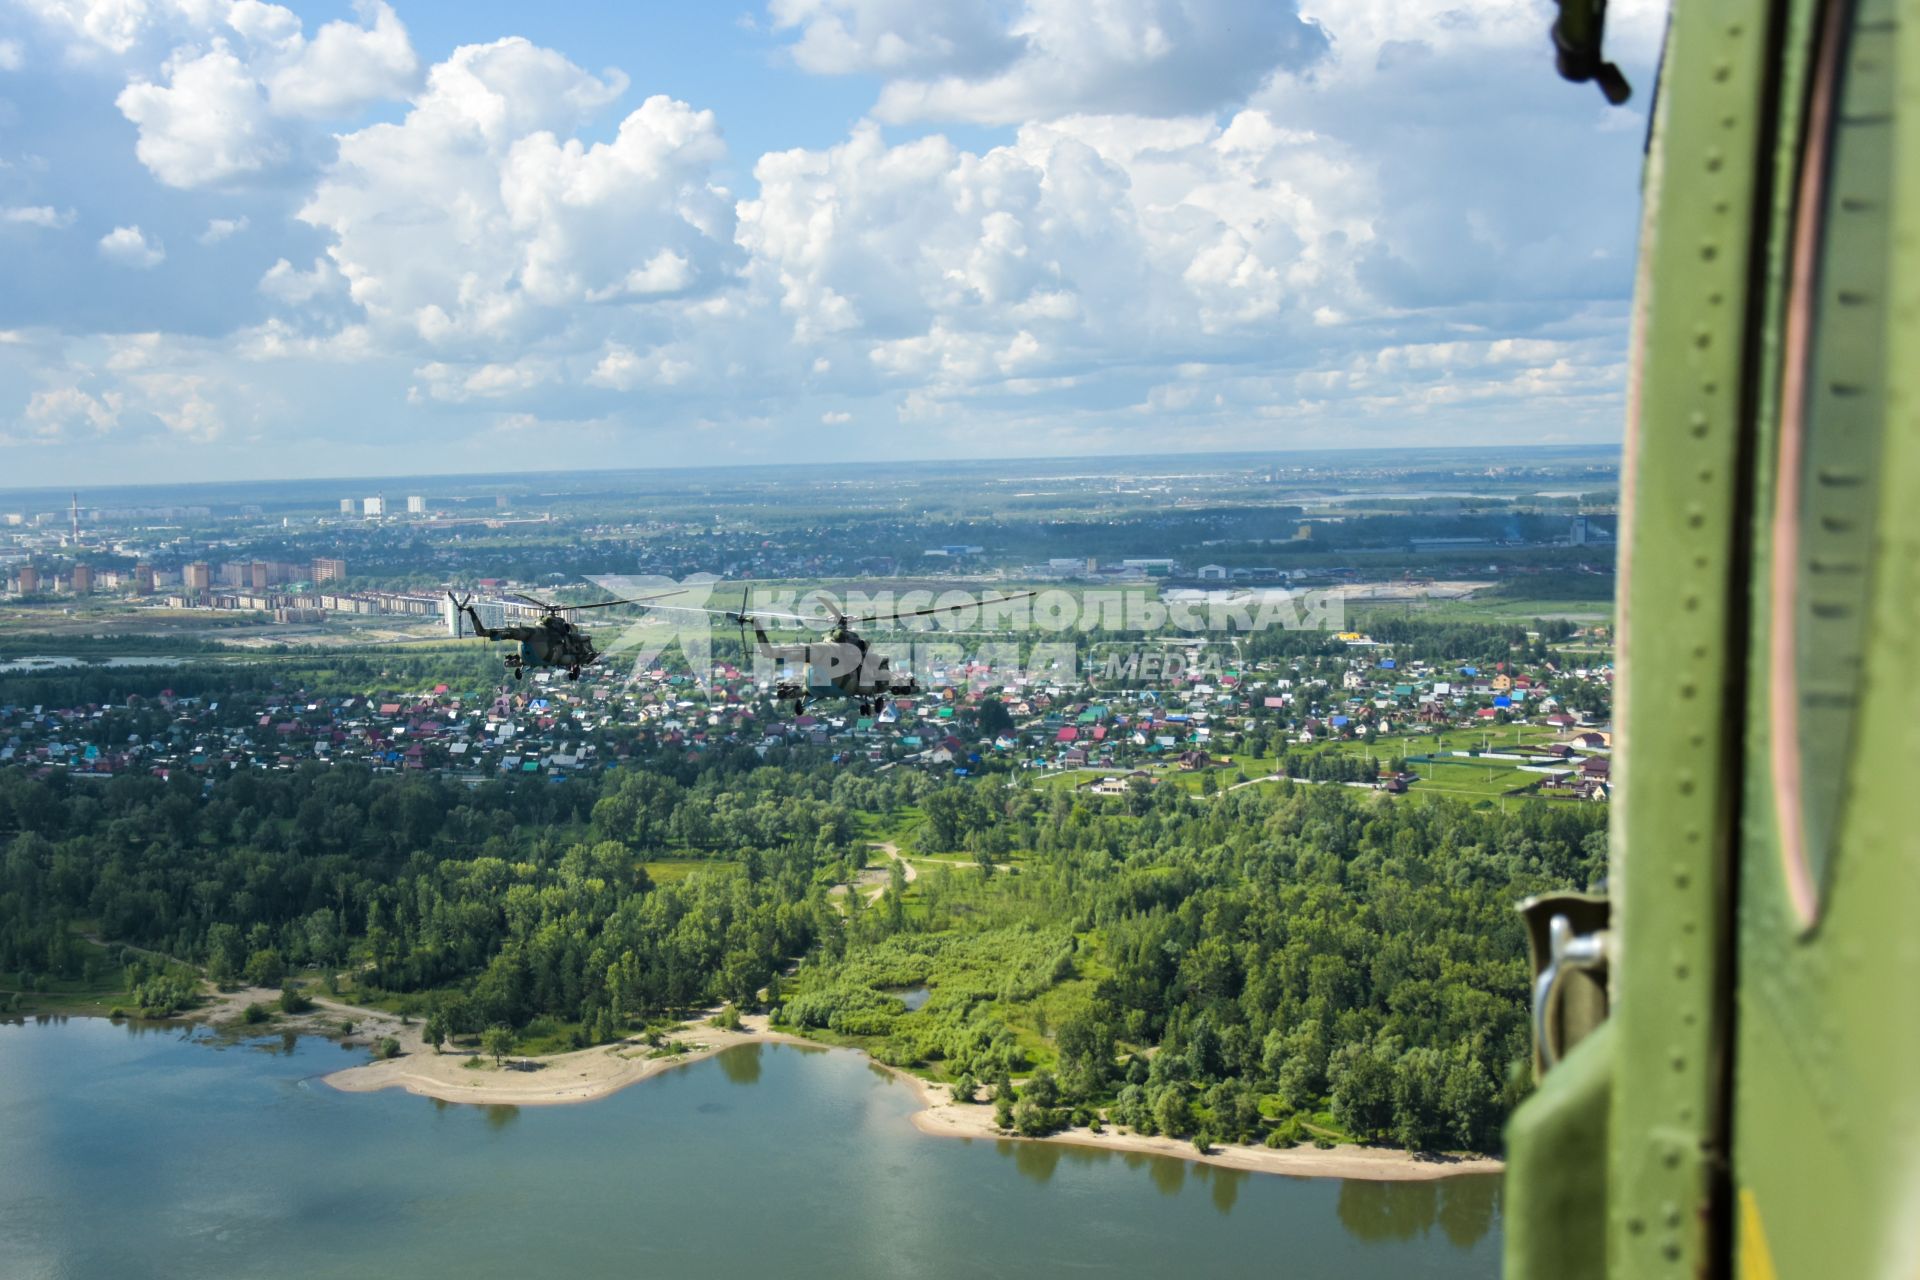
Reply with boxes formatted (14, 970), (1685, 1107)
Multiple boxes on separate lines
(828, 841), (919, 910)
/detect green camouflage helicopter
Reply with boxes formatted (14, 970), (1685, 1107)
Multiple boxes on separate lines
(447, 588), (682, 681)
(1507, 1), (1920, 1277)
(655, 589), (1037, 716)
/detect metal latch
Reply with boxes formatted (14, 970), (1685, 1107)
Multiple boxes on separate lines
(1519, 892), (1611, 1077)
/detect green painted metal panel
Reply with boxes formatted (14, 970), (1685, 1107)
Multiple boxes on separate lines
(1727, 0), (1920, 1273)
(1606, 1), (1778, 1274)
(1505, 1021), (1614, 1280)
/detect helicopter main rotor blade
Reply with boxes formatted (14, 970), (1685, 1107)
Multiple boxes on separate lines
(852, 591), (1041, 626)
(635, 603), (816, 624)
(508, 592), (557, 610)
(560, 588), (696, 612)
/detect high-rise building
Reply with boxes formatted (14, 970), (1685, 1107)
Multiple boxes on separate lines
(133, 563), (154, 594)
(313, 557), (347, 584)
(364, 497), (386, 517)
(183, 562), (211, 592)
(70, 564), (93, 594)
(249, 561), (270, 591)
(495, 494), (510, 509)
(444, 595), (508, 637)
(339, 498), (355, 515)
(407, 495), (427, 514)
(16, 566), (39, 594)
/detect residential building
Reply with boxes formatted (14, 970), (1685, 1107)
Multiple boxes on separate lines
(313, 557), (347, 584)
(363, 497), (386, 517)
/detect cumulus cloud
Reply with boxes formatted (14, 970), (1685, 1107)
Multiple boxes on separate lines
(738, 112), (1371, 394)
(97, 224), (164, 267)
(257, 1), (419, 117)
(299, 40), (734, 349)
(2, 206), (76, 228)
(88, 1), (421, 188)
(4, 3), (1659, 475)
(116, 42), (284, 187)
(0, 38), (24, 69)
(197, 214), (248, 243)
(773, 0), (1328, 124)
(768, 0), (1020, 76)
(15, 0), (159, 55)
(10, 386), (124, 444)
(257, 255), (342, 303)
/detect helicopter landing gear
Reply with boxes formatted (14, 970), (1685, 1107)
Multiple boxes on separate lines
(858, 700), (872, 717)
(565, 666), (581, 682)
(792, 699), (805, 716)
(512, 667), (523, 682)
(873, 695), (886, 715)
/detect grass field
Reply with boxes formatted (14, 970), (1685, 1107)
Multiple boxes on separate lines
(640, 858), (744, 886)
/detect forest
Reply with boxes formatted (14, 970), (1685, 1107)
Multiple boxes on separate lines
(0, 743), (1604, 1155)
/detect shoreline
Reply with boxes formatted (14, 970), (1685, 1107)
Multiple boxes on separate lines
(883, 1063), (1503, 1183)
(92, 988), (1509, 1183)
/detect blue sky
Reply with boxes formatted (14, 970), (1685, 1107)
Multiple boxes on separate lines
(0, 0), (1664, 485)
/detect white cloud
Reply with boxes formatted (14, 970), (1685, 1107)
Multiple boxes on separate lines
(79, 2), (421, 188)
(413, 356), (553, 402)
(97, 224), (164, 267)
(197, 214), (248, 243)
(132, 371), (224, 439)
(738, 111), (1371, 392)
(0, 38), (25, 70)
(259, 1), (420, 118)
(773, 0), (1328, 124)
(116, 42), (284, 187)
(16, 0), (159, 56)
(11, 386), (124, 444)
(3, 4), (1655, 475)
(300, 42), (732, 349)
(257, 256), (342, 303)
(2, 206), (76, 229)
(768, 0), (1019, 76)
(586, 343), (697, 391)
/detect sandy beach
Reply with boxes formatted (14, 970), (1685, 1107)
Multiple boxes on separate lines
(899, 1071), (1504, 1182)
(320, 1010), (816, 1106)
(278, 993), (1500, 1182)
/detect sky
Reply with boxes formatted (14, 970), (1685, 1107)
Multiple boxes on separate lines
(0, 0), (1666, 486)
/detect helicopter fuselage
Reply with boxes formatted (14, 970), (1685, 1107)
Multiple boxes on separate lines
(749, 620), (918, 710)
(454, 597), (597, 680)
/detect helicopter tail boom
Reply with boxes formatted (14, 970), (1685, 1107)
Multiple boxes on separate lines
(447, 591), (498, 641)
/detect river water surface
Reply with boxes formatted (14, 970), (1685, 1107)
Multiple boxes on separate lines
(0, 1018), (1501, 1279)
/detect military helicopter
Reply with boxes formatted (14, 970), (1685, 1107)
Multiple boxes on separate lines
(447, 588), (683, 681)
(661, 589), (1037, 716)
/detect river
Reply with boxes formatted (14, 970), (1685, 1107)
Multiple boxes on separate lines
(0, 1018), (1501, 1279)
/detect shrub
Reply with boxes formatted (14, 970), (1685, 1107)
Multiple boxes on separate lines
(241, 1002), (270, 1025)
(374, 1037), (401, 1060)
(276, 988), (313, 1014)
(1013, 1099), (1059, 1137)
